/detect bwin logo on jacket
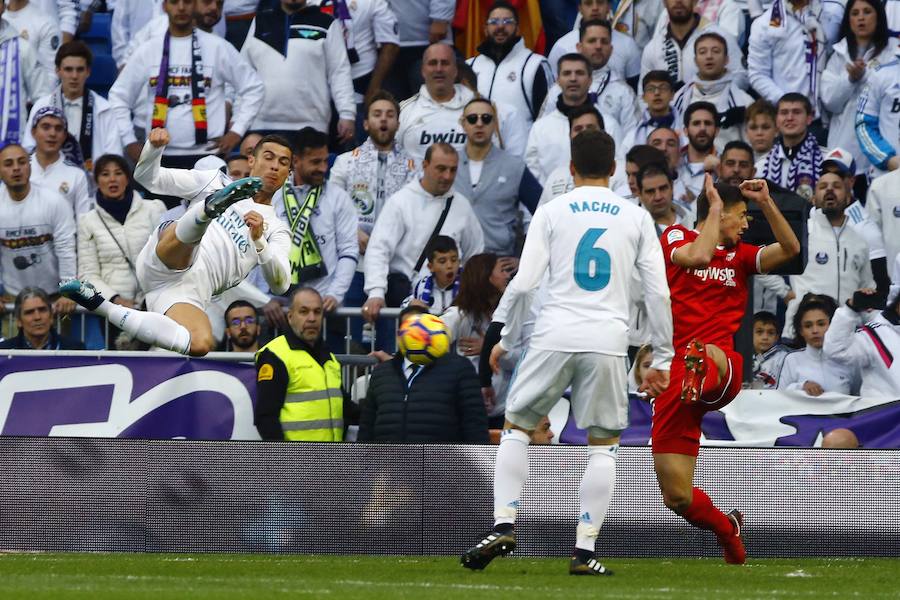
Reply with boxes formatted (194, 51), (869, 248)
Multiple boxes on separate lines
(419, 129), (467, 146)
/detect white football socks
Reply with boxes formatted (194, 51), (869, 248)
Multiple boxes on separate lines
(575, 445), (618, 552)
(98, 300), (192, 355)
(493, 428), (531, 526)
(174, 199), (212, 245)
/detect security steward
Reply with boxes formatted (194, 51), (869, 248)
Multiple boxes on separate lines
(254, 287), (344, 441)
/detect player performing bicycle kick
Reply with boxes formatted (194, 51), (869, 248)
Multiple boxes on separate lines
(60, 128), (293, 355)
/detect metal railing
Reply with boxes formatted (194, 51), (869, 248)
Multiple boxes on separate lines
(2, 303), (403, 354)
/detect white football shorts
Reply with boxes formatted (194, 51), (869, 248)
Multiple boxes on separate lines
(135, 224), (212, 315)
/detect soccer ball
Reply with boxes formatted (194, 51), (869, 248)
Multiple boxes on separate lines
(398, 313), (450, 365)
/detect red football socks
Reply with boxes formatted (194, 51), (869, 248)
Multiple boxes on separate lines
(681, 487), (733, 537)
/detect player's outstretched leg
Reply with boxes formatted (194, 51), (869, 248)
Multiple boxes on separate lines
(461, 426), (529, 570)
(60, 278), (192, 355)
(570, 442), (617, 576)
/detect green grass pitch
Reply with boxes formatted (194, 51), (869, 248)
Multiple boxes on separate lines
(0, 554), (896, 599)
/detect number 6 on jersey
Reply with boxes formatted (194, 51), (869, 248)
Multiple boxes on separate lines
(574, 228), (611, 291)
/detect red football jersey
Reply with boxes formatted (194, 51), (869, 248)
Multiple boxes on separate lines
(660, 224), (762, 352)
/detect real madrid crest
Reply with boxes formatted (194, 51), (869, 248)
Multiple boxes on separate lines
(507, 71), (517, 82)
(59, 182), (70, 195)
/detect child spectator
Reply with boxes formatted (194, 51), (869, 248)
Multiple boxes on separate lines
(750, 311), (790, 389)
(744, 100), (778, 162)
(628, 343), (654, 395)
(779, 295), (859, 396)
(408, 236), (462, 315)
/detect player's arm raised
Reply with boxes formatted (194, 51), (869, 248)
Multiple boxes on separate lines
(739, 179), (801, 273)
(133, 128), (212, 201)
(671, 173), (722, 268)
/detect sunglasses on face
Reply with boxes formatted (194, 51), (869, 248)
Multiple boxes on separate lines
(465, 113), (494, 125)
(487, 17), (516, 26)
(230, 316), (257, 327)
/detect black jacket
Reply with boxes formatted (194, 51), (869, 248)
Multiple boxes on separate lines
(358, 353), (489, 444)
(0, 331), (85, 350)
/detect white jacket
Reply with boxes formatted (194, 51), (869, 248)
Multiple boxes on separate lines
(271, 182), (360, 304)
(778, 345), (858, 394)
(2, 1), (59, 81)
(23, 88), (125, 160)
(111, 0), (164, 67)
(109, 29), (264, 155)
(546, 23), (643, 81)
(397, 84), (526, 162)
(77, 193), (166, 304)
(821, 39), (900, 175)
(241, 8), (356, 132)
(641, 17), (747, 90)
(824, 305), (900, 398)
(364, 179), (485, 299)
(525, 107), (623, 185)
(784, 210), (875, 338)
(862, 169), (900, 271)
(467, 38), (551, 124)
(0, 19), (54, 144)
(747, 0), (827, 115)
(538, 66), (639, 134)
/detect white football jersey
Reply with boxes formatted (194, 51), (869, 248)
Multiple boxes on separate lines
(134, 144), (291, 296)
(500, 185), (674, 369)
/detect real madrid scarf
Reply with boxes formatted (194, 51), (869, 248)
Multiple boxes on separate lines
(152, 30), (207, 145)
(283, 182), (328, 284)
(0, 36), (21, 146)
(322, 0), (359, 64)
(762, 132), (822, 196)
(52, 86), (94, 170)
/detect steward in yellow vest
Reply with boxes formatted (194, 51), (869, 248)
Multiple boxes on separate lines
(254, 288), (344, 441)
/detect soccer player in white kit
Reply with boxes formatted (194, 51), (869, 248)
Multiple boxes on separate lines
(461, 130), (675, 576)
(59, 128), (292, 356)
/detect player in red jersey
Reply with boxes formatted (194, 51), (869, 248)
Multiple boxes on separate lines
(654, 175), (800, 564)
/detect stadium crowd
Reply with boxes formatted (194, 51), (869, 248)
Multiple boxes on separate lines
(2, 0), (900, 431)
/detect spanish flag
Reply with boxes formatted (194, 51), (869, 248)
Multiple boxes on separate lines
(454, 0), (546, 58)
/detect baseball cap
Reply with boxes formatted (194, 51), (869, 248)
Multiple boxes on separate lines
(822, 147), (856, 177)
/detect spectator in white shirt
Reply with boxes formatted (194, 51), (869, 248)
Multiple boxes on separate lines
(109, 0), (264, 167)
(467, 1), (551, 126)
(779, 294), (859, 395)
(241, 0), (356, 147)
(821, 0), (898, 178)
(111, 0), (165, 68)
(0, 143), (77, 313)
(0, 4), (54, 147)
(2, 0), (61, 81)
(28, 107), (92, 217)
(23, 41), (123, 172)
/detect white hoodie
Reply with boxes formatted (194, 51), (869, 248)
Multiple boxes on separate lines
(777, 344), (858, 395)
(363, 179), (485, 299)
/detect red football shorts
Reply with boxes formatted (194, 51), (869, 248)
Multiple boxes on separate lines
(651, 347), (743, 457)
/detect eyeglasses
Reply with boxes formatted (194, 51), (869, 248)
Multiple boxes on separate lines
(487, 17), (516, 26)
(229, 316), (257, 327)
(465, 113), (494, 125)
(644, 84), (672, 94)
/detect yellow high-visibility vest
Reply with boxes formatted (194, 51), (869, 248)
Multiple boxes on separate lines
(257, 336), (343, 441)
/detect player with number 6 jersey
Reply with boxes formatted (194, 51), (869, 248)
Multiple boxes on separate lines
(462, 130), (674, 577)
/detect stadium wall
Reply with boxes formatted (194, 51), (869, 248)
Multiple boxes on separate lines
(0, 437), (897, 557)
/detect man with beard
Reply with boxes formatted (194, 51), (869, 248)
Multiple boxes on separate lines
(525, 53), (622, 184)
(672, 33), (753, 147)
(637, 162), (694, 234)
(224, 300), (261, 352)
(264, 127), (359, 349)
(466, 1), (551, 126)
(782, 170), (875, 339)
(678, 102), (719, 204)
(330, 90), (416, 345)
(538, 19), (639, 135)
(640, 0), (746, 91)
